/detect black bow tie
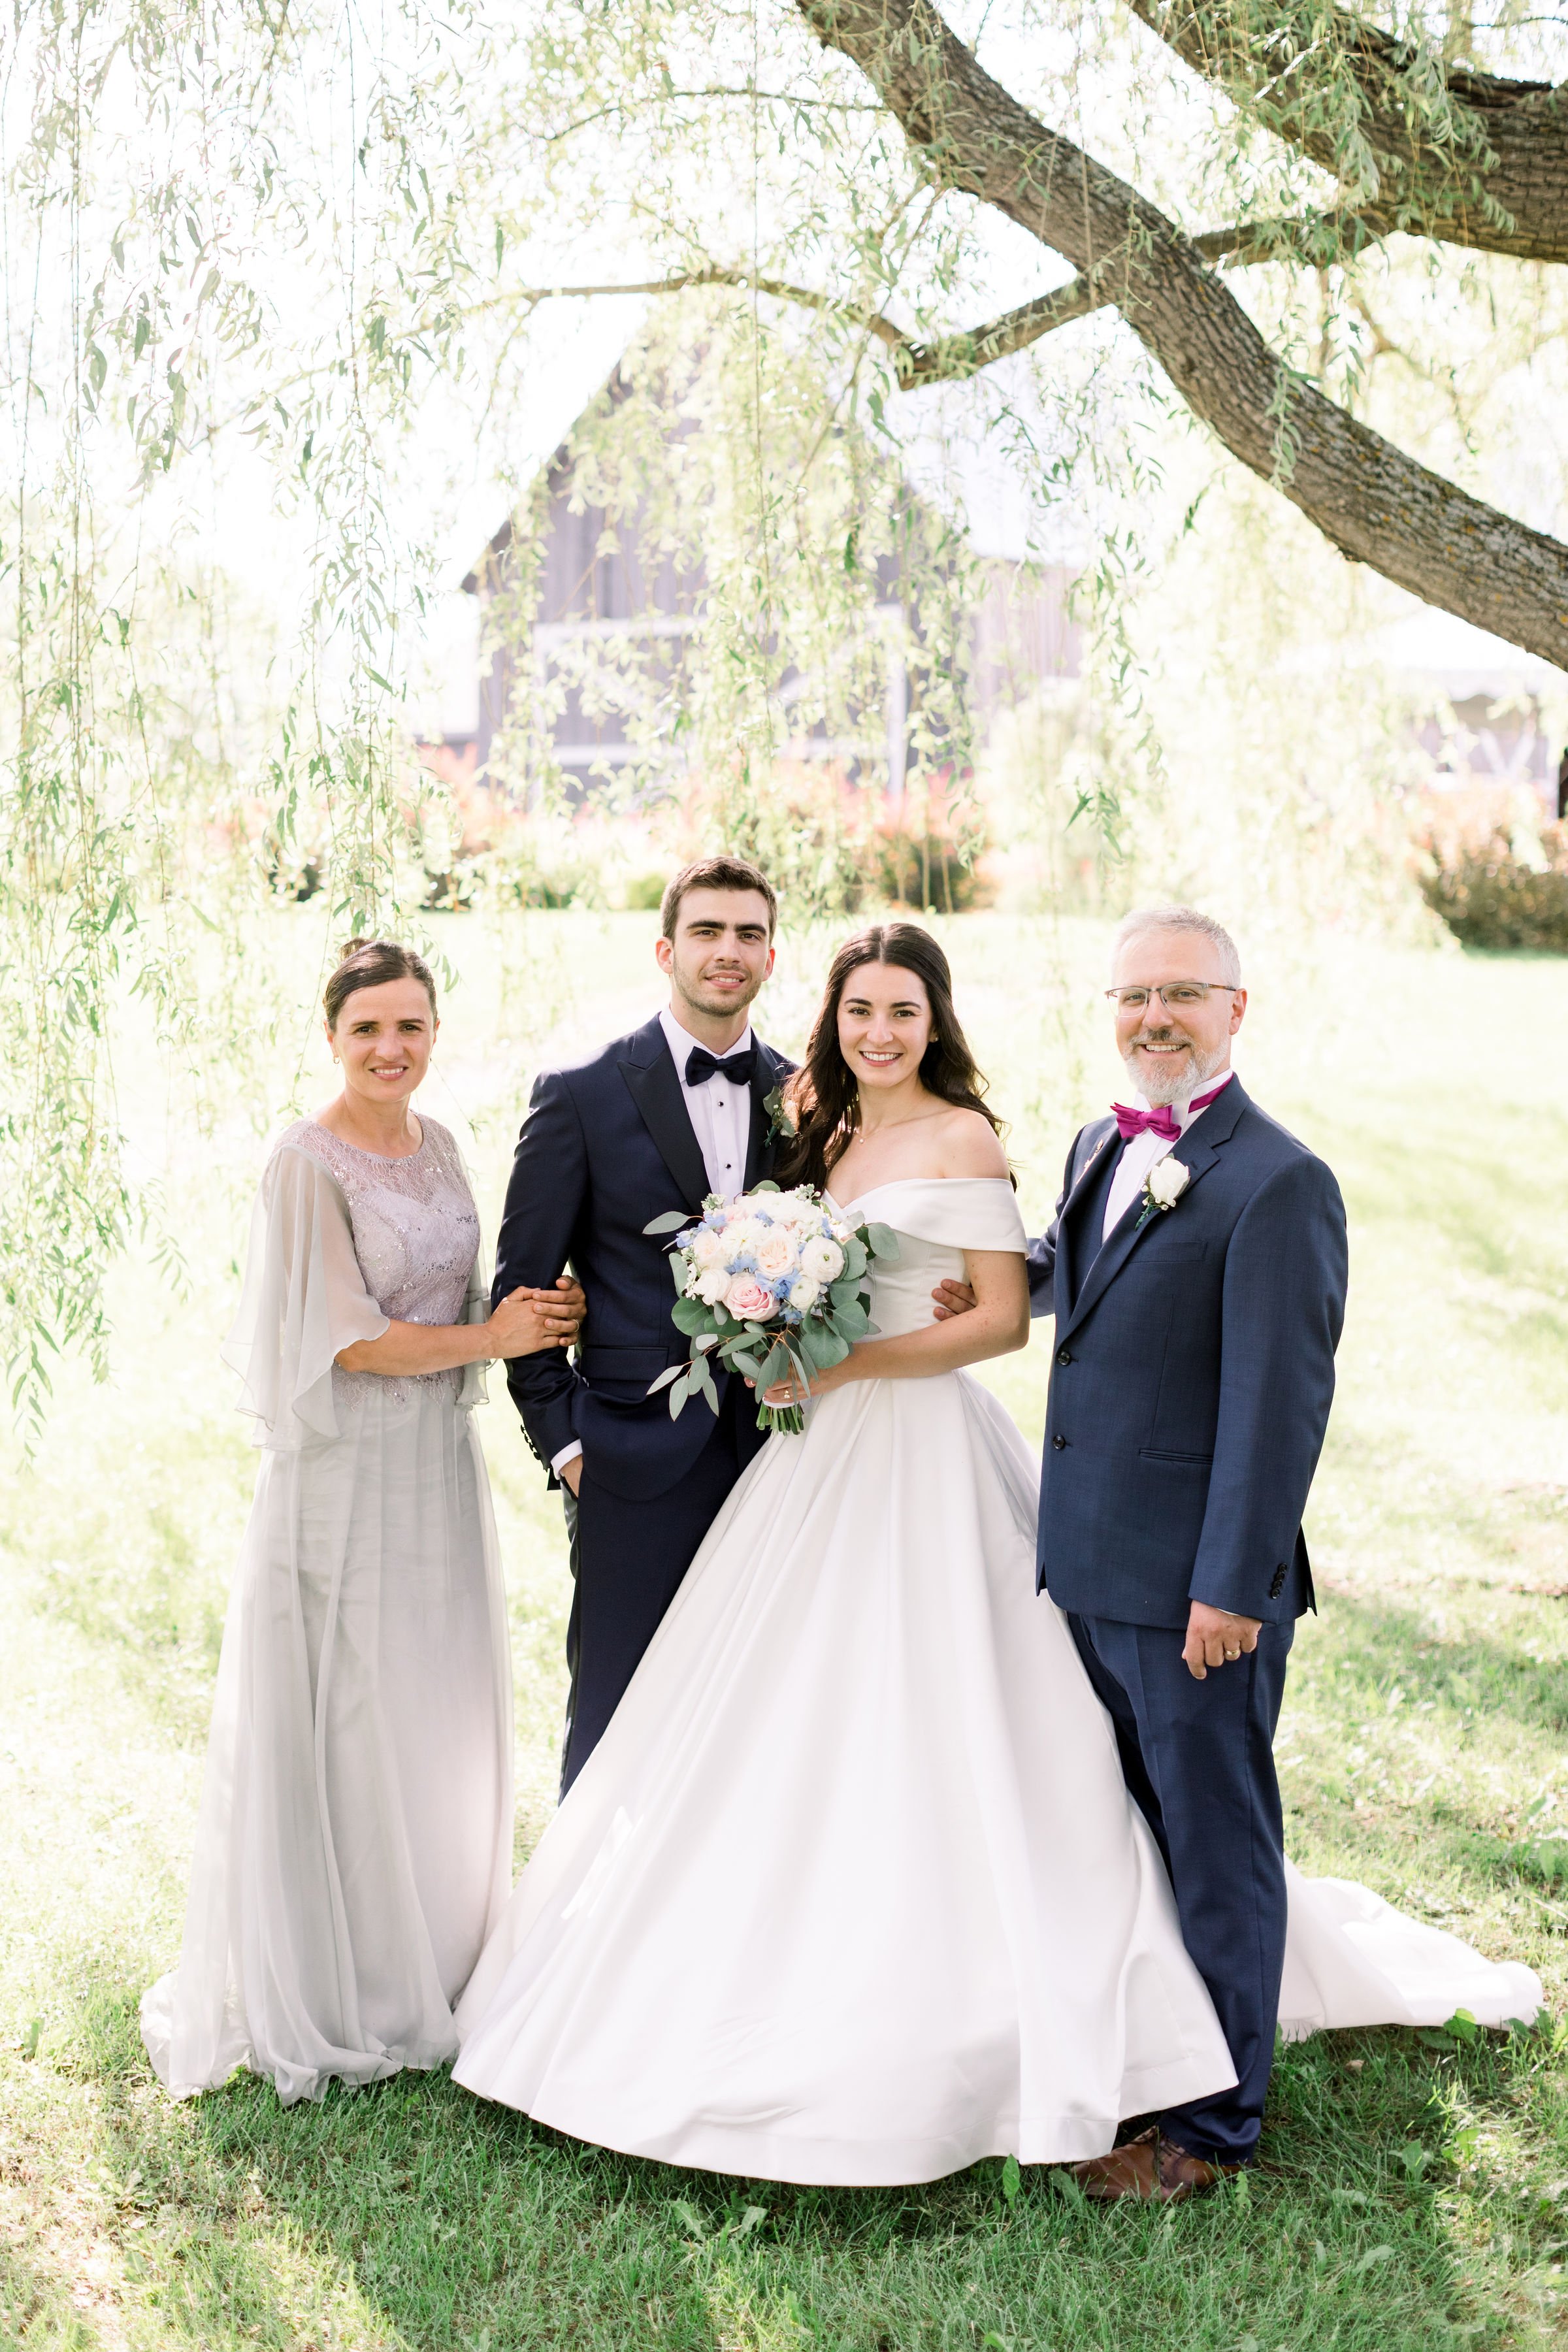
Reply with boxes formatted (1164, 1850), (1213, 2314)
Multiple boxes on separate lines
(685, 1043), (757, 1088)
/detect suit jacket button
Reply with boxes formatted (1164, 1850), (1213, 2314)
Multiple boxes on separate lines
(1269, 1565), (1286, 1599)
(1056, 1347), (1072, 1366)
(1052, 1433), (1068, 1450)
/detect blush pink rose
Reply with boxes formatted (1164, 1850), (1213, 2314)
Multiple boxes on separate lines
(725, 1274), (774, 1321)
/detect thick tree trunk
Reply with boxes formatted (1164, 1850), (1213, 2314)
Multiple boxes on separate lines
(798, 0), (1568, 668)
(1128, 0), (1568, 267)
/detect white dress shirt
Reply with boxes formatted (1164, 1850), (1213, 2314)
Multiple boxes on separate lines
(551, 1009), (758, 1478)
(657, 1007), (756, 1201)
(1102, 1067), (1235, 1243)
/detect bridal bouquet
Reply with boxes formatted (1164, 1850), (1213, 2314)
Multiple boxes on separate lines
(644, 1184), (900, 1434)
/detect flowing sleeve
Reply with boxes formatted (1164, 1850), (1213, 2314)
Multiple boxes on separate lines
(221, 1143), (391, 1448)
(456, 1156), (491, 1413)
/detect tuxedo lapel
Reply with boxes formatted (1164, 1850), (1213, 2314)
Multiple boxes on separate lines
(743, 1042), (787, 1189)
(1059, 1122), (1120, 1315)
(1060, 1077), (1251, 1341)
(617, 1020), (710, 1214)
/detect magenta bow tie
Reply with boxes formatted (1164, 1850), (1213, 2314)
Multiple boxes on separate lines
(1112, 1078), (1230, 1143)
(1113, 1102), (1179, 1142)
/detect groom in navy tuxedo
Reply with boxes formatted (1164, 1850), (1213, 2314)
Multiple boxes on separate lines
(941, 904), (1347, 2198)
(493, 857), (794, 1792)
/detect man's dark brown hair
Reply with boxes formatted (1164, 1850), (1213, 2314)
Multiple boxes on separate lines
(659, 856), (778, 940)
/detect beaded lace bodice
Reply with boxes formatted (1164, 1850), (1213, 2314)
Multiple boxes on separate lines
(278, 1116), (480, 1404)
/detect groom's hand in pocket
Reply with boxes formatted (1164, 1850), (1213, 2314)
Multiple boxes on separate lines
(1183, 1601), (1262, 1680)
(930, 1279), (977, 1320)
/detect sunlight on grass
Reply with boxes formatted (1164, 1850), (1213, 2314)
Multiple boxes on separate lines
(1, 912), (1565, 2349)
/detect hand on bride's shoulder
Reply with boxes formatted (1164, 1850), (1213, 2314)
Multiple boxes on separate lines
(933, 1106), (1009, 1182)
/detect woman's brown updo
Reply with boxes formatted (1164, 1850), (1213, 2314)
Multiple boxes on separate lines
(323, 938), (437, 1028)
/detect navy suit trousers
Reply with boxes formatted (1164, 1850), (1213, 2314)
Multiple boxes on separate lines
(1066, 1611), (1294, 2163)
(560, 1376), (751, 1794)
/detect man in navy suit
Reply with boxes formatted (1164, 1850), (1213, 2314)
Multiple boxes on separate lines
(941, 905), (1347, 2199)
(493, 856), (794, 1791)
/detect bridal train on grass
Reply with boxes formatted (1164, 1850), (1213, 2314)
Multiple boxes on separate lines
(453, 1179), (1540, 2186)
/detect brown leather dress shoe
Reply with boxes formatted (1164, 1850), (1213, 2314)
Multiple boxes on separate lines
(1069, 2125), (1244, 2204)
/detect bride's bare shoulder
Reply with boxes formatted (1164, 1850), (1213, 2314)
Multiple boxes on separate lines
(934, 1107), (1009, 1181)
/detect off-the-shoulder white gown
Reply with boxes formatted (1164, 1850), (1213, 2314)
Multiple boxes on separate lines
(142, 1118), (513, 2105)
(453, 1179), (1539, 2185)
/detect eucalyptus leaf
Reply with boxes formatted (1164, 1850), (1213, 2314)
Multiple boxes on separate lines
(863, 1222), (900, 1262)
(672, 1296), (713, 1335)
(644, 1210), (692, 1235)
(646, 1364), (683, 1394)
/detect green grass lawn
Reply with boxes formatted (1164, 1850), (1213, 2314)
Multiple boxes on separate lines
(3, 912), (1567, 2350)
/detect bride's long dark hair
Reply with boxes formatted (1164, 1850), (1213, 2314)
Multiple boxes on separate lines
(776, 923), (1006, 1193)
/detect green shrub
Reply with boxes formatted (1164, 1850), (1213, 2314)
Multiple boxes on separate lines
(623, 870), (668, 912)
(862, 815), (995, 914)
(1418, 823), (1568, 953)
(474, 845), (604, 909)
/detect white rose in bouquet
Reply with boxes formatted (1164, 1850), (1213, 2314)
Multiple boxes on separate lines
(788, 1275), (821, 1315)
(754, 1228), (797, 1278)
(799, 1235), (844, 1284)
(692, 1225), (727, 1269)
(694, 1264), (731, 1304)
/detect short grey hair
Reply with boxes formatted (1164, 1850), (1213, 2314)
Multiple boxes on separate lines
(1112, 905), (1241, 987)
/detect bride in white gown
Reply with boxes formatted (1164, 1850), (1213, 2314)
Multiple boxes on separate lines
(454, 928), (1539, 2186)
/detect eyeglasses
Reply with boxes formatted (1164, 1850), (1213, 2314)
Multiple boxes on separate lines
(1104, 983), (1243, 1012)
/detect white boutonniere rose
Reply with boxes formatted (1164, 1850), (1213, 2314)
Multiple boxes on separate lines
(1137, 1156), (1191, 1230)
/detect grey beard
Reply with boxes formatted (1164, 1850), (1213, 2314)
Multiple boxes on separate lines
(1122, 1035), (1229, 1109)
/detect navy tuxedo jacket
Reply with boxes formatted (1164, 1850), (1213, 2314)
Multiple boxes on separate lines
(493, 1015), (794, 1504)
(1027, 1077), (1347, 1629)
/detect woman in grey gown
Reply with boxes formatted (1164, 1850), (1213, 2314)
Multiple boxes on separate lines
(142, 938), (580, 2104)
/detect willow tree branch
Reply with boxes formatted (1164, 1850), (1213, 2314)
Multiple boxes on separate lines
(796, 0), (1568, 666)
(1126, 0), (1568, 265)
(1189, 209), (1388, 263)
(453, 265), (1108, 384)
(477, 267), (910, 353)
(894, 276), (1107, 380)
